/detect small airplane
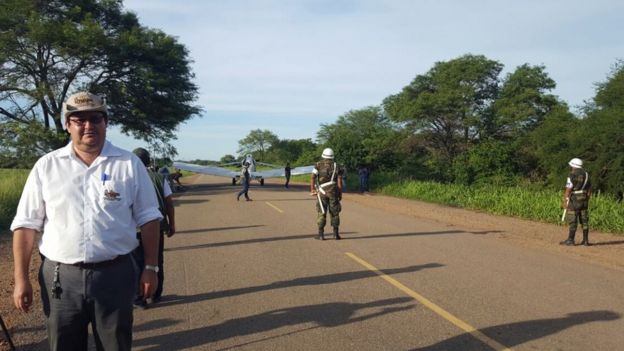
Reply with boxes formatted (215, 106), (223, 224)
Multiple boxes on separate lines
(173, 154), (314, 186)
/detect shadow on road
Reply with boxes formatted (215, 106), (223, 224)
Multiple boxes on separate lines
(411, 310), (620, 351)
(165, 229), (498, 253)
(349, 230), (503, 241)
(175, 225), (265, 235)
(164, 232), (355, 252)
(150, 263), (443, 308)
(590, 240), (624, 246)
(134, 297), (414, 350)
(174, 198), (211, 205)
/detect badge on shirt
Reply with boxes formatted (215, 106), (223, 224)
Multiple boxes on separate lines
(102, 173), (122, 201)
(104, 188), (121, 201)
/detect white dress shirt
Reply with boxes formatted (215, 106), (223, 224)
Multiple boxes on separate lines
(11, 141), (163, 264)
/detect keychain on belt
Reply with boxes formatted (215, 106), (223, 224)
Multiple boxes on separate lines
(51, 262), (62, 299)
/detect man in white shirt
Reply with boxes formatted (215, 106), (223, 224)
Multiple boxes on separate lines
(11, 92), (162, 351)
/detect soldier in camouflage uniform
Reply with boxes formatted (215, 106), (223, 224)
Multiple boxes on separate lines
(310, 148), (344, 240)
(560, 158), (592, 246)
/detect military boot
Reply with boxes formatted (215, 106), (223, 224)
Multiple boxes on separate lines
(580, 229), (590, 246)
(333, 227), (341, 240)
(315, 228), (325, 241)
(559, 230), (575, 246)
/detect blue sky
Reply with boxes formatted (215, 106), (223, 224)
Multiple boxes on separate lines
(108, 0), (623, 161)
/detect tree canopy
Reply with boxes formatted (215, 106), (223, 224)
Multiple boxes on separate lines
(0, 0), (201, 166)
(317, 106), (404, 171)
(237, 129), (279, 161)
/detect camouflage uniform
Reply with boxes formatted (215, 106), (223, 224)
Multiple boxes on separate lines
(313, 159), (343, 239)
(562, 167), (591, 245)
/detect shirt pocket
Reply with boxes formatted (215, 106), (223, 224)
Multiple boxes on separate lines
(99, 180), (130, 209)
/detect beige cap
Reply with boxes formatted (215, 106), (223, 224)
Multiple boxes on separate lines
(63, 92), (107, 118)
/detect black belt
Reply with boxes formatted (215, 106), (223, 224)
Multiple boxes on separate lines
(71, 254), (127, 269)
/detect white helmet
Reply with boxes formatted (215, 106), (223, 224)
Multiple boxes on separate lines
(568, 158), (583, 168)
(321, 148), (334, 159)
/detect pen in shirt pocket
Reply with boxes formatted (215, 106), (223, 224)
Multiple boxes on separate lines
(101, 173), (109, 186)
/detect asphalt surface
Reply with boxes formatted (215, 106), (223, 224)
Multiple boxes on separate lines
(131, 175), (624, 351)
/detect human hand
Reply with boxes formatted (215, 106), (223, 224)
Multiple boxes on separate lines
(139, 270), (159, 300)
(166, 224), (176, 237)
(14, 279), (33, 312)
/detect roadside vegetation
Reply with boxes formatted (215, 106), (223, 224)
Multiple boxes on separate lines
(291, 172), (624, 234)
(0, 169), (29, 236)
(379, 177), (624, 234)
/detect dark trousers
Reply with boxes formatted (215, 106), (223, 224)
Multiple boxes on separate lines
(359, 176), (369, 192)
(39, 255), (135, 351)
(133, 232), (165, 299)
(237, 182), (250, 200)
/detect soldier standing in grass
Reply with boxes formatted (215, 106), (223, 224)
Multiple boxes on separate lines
(560, 158), (592, 246)
(310, 148), (344, 240)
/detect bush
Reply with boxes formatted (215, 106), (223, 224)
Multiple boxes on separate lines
(0, 169), (29, 236)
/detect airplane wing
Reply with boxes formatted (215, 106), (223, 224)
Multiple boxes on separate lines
(256, 161), (282, 168)
(252, 165), (315, 178)
(173, 161), (238, 177)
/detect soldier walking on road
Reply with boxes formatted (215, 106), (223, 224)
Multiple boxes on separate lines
(560, 158), (592, 246)
(310, 148), (344, 240)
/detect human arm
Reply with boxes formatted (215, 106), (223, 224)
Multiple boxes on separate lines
(310, 174), (317, 195)
(139, 219), (160, 299)
(337, 170), (343, 200)
(165, 195), (175, 237)
(562, 187), (572, 209)
(13, 228), (38, 312)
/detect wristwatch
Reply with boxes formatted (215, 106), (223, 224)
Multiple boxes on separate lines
(145, 265), (159, 273)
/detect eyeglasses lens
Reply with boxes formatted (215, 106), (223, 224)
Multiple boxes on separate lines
(70, 116), (104, 126)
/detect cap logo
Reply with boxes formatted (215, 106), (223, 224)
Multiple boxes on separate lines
(73, 96), (94, 105)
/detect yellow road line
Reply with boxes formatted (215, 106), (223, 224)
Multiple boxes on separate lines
(345, 252), (512, 351)
(265, 201), (284, 213)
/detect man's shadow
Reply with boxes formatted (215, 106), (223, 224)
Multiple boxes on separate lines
(151, 263), (443, 307)
(412, 310), (620, 350)
(134, 297), (414, 350)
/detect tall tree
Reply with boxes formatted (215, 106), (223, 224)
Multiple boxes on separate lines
(488, 64), (559, 139)
(237, 129), (279, 161)
(524, 104), (579, 186)
(574, 60), (624, 193)
(317, 106), (403, 171)
(267, 138), (317, 165)
(383, 54), (503, 179)
(0, 0), (201, 164)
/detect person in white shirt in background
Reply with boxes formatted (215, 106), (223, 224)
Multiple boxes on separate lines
(11, 91), (162, 351)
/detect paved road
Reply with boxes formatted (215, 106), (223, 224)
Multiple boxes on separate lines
(131, 175), (624, 350)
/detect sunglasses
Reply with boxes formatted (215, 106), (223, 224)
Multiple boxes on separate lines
(68, 115), (106, 126)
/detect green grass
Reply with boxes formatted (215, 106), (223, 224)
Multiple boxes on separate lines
(0, 169), (29, 236)
(379, 180), (624, 234)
